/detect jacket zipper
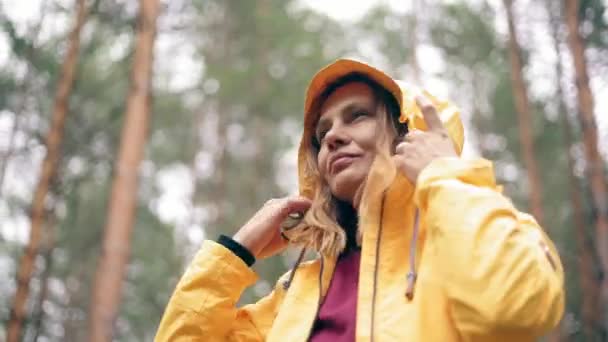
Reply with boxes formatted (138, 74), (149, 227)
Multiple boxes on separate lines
(305, 256), (325, 341)
(370, 195), (386, 342)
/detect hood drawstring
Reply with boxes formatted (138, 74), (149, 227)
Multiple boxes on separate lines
(284, 210), (420, 296)
(405, 209), (420, 300)
(283, 247), (308, 290)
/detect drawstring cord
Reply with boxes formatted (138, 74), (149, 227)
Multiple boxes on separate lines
(283, 209), (420, 298)
(405, 209), (420, 300)
(283, 247), (307, 290)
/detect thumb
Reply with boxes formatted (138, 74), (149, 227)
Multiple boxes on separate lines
(280, 196), (312, 217)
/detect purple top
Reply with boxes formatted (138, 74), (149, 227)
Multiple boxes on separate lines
(309, 250), (361, 341)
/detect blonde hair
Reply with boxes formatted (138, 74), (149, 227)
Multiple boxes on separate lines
(286, 73), (404, 257)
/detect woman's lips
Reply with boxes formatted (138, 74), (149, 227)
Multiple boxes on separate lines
(330, 155), (359, 175)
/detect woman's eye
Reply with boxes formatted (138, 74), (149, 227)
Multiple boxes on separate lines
(352, 110), (369, 119)
(317, 130), (328, 142)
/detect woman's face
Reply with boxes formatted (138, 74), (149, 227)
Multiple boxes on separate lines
(315, 82), (393, 204)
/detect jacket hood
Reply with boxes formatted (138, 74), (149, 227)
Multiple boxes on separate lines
(294, 58), (464, 256)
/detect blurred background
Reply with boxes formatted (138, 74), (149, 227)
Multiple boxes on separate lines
(0, 0), (607, 341)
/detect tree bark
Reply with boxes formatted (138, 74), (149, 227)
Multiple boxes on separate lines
(545, 1), (602, 339)
(564, 1), (608, 328)
(503, 1), (562, 339)
(502, 0), (545, 226)
(87, 1), (160, 341)
(30, 214), (56, 342)
(6, 1), (88, 340)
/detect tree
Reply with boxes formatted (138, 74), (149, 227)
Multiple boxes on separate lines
(29, 213), (56, 342)
(5, 0), (89, 340)
(545, 1), (603, 339)
(564, 0), (608, 329)
(502, 0), (545, 227)
(87, 0), (160, 340)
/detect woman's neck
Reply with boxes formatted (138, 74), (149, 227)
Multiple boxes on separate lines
(335, 199), (359, 253)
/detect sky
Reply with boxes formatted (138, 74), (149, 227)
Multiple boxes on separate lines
(303, 0), (409, 21)
(0, 0), (607, 245)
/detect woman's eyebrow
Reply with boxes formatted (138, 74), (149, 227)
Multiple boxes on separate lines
(341, 103), (362, 115)
(340, 100), (375, 117)
(315, 99), (373, 132)
(315, 105), (349, 133)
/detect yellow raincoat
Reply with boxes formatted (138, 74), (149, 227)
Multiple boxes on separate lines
(156, 59), (564, 341)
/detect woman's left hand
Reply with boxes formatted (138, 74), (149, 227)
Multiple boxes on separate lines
(393, 95), (457, 183)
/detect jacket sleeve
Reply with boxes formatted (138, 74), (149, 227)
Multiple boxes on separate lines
(155, 240), (286, 342)
(415, 157), (564, 338)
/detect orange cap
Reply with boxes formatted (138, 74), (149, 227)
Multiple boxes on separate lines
(304, 59), (404, 117)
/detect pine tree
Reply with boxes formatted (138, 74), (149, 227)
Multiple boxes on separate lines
(545, 1), (602, 338)
(6, 1), (88, 340)
(564, 0), (608, 330)
(87, 0), (160, 340)
(502, 0), (546, 226)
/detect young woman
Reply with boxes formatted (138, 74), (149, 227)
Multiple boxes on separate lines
(155, 59), (564, 341)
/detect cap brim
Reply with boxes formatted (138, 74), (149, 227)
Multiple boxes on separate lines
(304, 59), (403, 119)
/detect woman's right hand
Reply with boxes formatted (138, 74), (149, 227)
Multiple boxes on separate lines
(233, 196), (312, 259)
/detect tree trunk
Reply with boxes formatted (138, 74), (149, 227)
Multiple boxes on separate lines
(503, 1), (562, 338)
(87, 1), (160, 341)
(502, 0), (545, 226)
(6, 1), (88, 340)
(30, 213), (56, 342)
(564, 0), (608, 328)
(545, 1), (602, 339)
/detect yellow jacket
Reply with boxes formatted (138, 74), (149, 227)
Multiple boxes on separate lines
(156, 67), (564, 341)
(156, 158), (564, 341)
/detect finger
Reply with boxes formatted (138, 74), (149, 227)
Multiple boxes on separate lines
(395, 141), (414, 155)
(264, 198), (280, 206)
(392, 154), (411, 174)
(279, 196), (312, 217)
(415, 95), (444, 132)
(403, 129), (424, 142)
(392, 153), (405, 165)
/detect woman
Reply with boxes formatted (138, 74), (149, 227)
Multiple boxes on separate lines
(155, 59), (564, 341)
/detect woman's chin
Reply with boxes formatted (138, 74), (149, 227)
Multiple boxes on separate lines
(329, 170), (365, 204)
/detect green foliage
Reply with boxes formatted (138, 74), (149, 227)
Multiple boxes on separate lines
(579, 0), (608, 48)
(431, 3), (498, 66)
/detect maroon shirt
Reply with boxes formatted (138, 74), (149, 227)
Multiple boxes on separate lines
(309, 250), (361, 341)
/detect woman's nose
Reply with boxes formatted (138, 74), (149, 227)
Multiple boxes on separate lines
(324, 125), (350, 150)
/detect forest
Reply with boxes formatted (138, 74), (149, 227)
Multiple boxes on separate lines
(0, 0), (607, 341)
